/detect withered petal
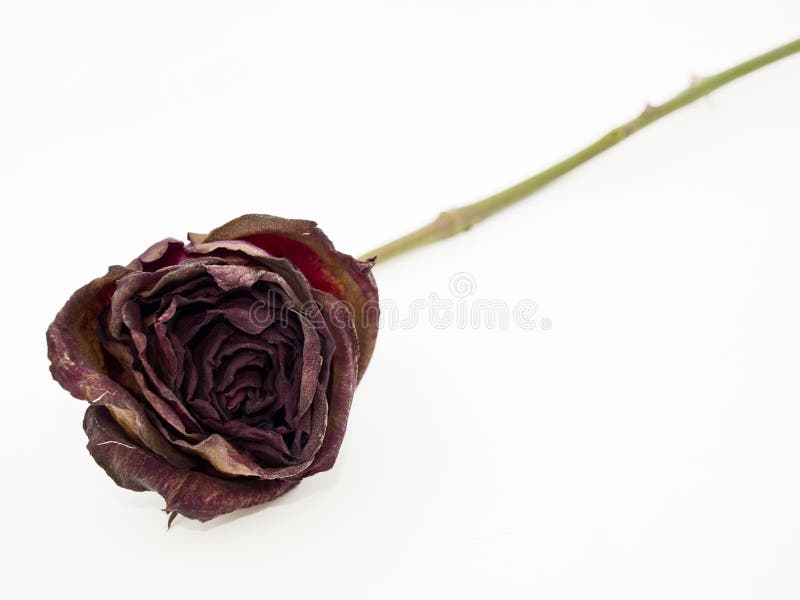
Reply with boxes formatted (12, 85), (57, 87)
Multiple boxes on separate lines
(304, 289), (359, 476)
(49, 215), (378, 522)
(201, 214), (379, 380)
(47, 265), (131, 403)
(85, 405), (298, 522)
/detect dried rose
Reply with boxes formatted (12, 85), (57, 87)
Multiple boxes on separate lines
(47, 215), (379, 521)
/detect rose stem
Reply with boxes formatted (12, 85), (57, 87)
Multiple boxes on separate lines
(359, 37), (800, 263)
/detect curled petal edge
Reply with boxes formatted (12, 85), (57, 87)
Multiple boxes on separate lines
(85, 405), (299, 522)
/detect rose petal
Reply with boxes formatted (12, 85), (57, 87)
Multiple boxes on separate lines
(200, 214), (379, 380)
(304, 289), (359, 475)
(47, 265), (131, 402)
(129, 238), (187, 271)
(85, 405), (299, 521)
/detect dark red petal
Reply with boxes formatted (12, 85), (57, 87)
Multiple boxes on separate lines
(201, 215), (379, 380)
(129, 238), (188, 271)
(46, 266), (196, 469)
(84, 405), (299, 522)
(304, 289), (359, 476)
(47, 265), (131, 403)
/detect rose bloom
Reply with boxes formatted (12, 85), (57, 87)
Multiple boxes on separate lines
(47, 215), (379, 521)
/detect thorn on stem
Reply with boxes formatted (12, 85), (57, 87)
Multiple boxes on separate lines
(167, 510), (178, 530)
(689, 72), (705, 87)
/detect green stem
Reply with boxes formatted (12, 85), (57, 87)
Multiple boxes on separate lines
(359, 38), (800, 263)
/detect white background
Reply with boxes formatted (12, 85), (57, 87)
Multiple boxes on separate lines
(2, 1), (800, 598)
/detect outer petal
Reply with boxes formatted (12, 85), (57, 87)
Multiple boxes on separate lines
(47, 265), (199, 469)
(200, 214), (379, 380)
(128, 238), (187, 271)
(304, 289), (359, 476)
(47, 265), (132, 403)
(85, 405), (299, 521)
